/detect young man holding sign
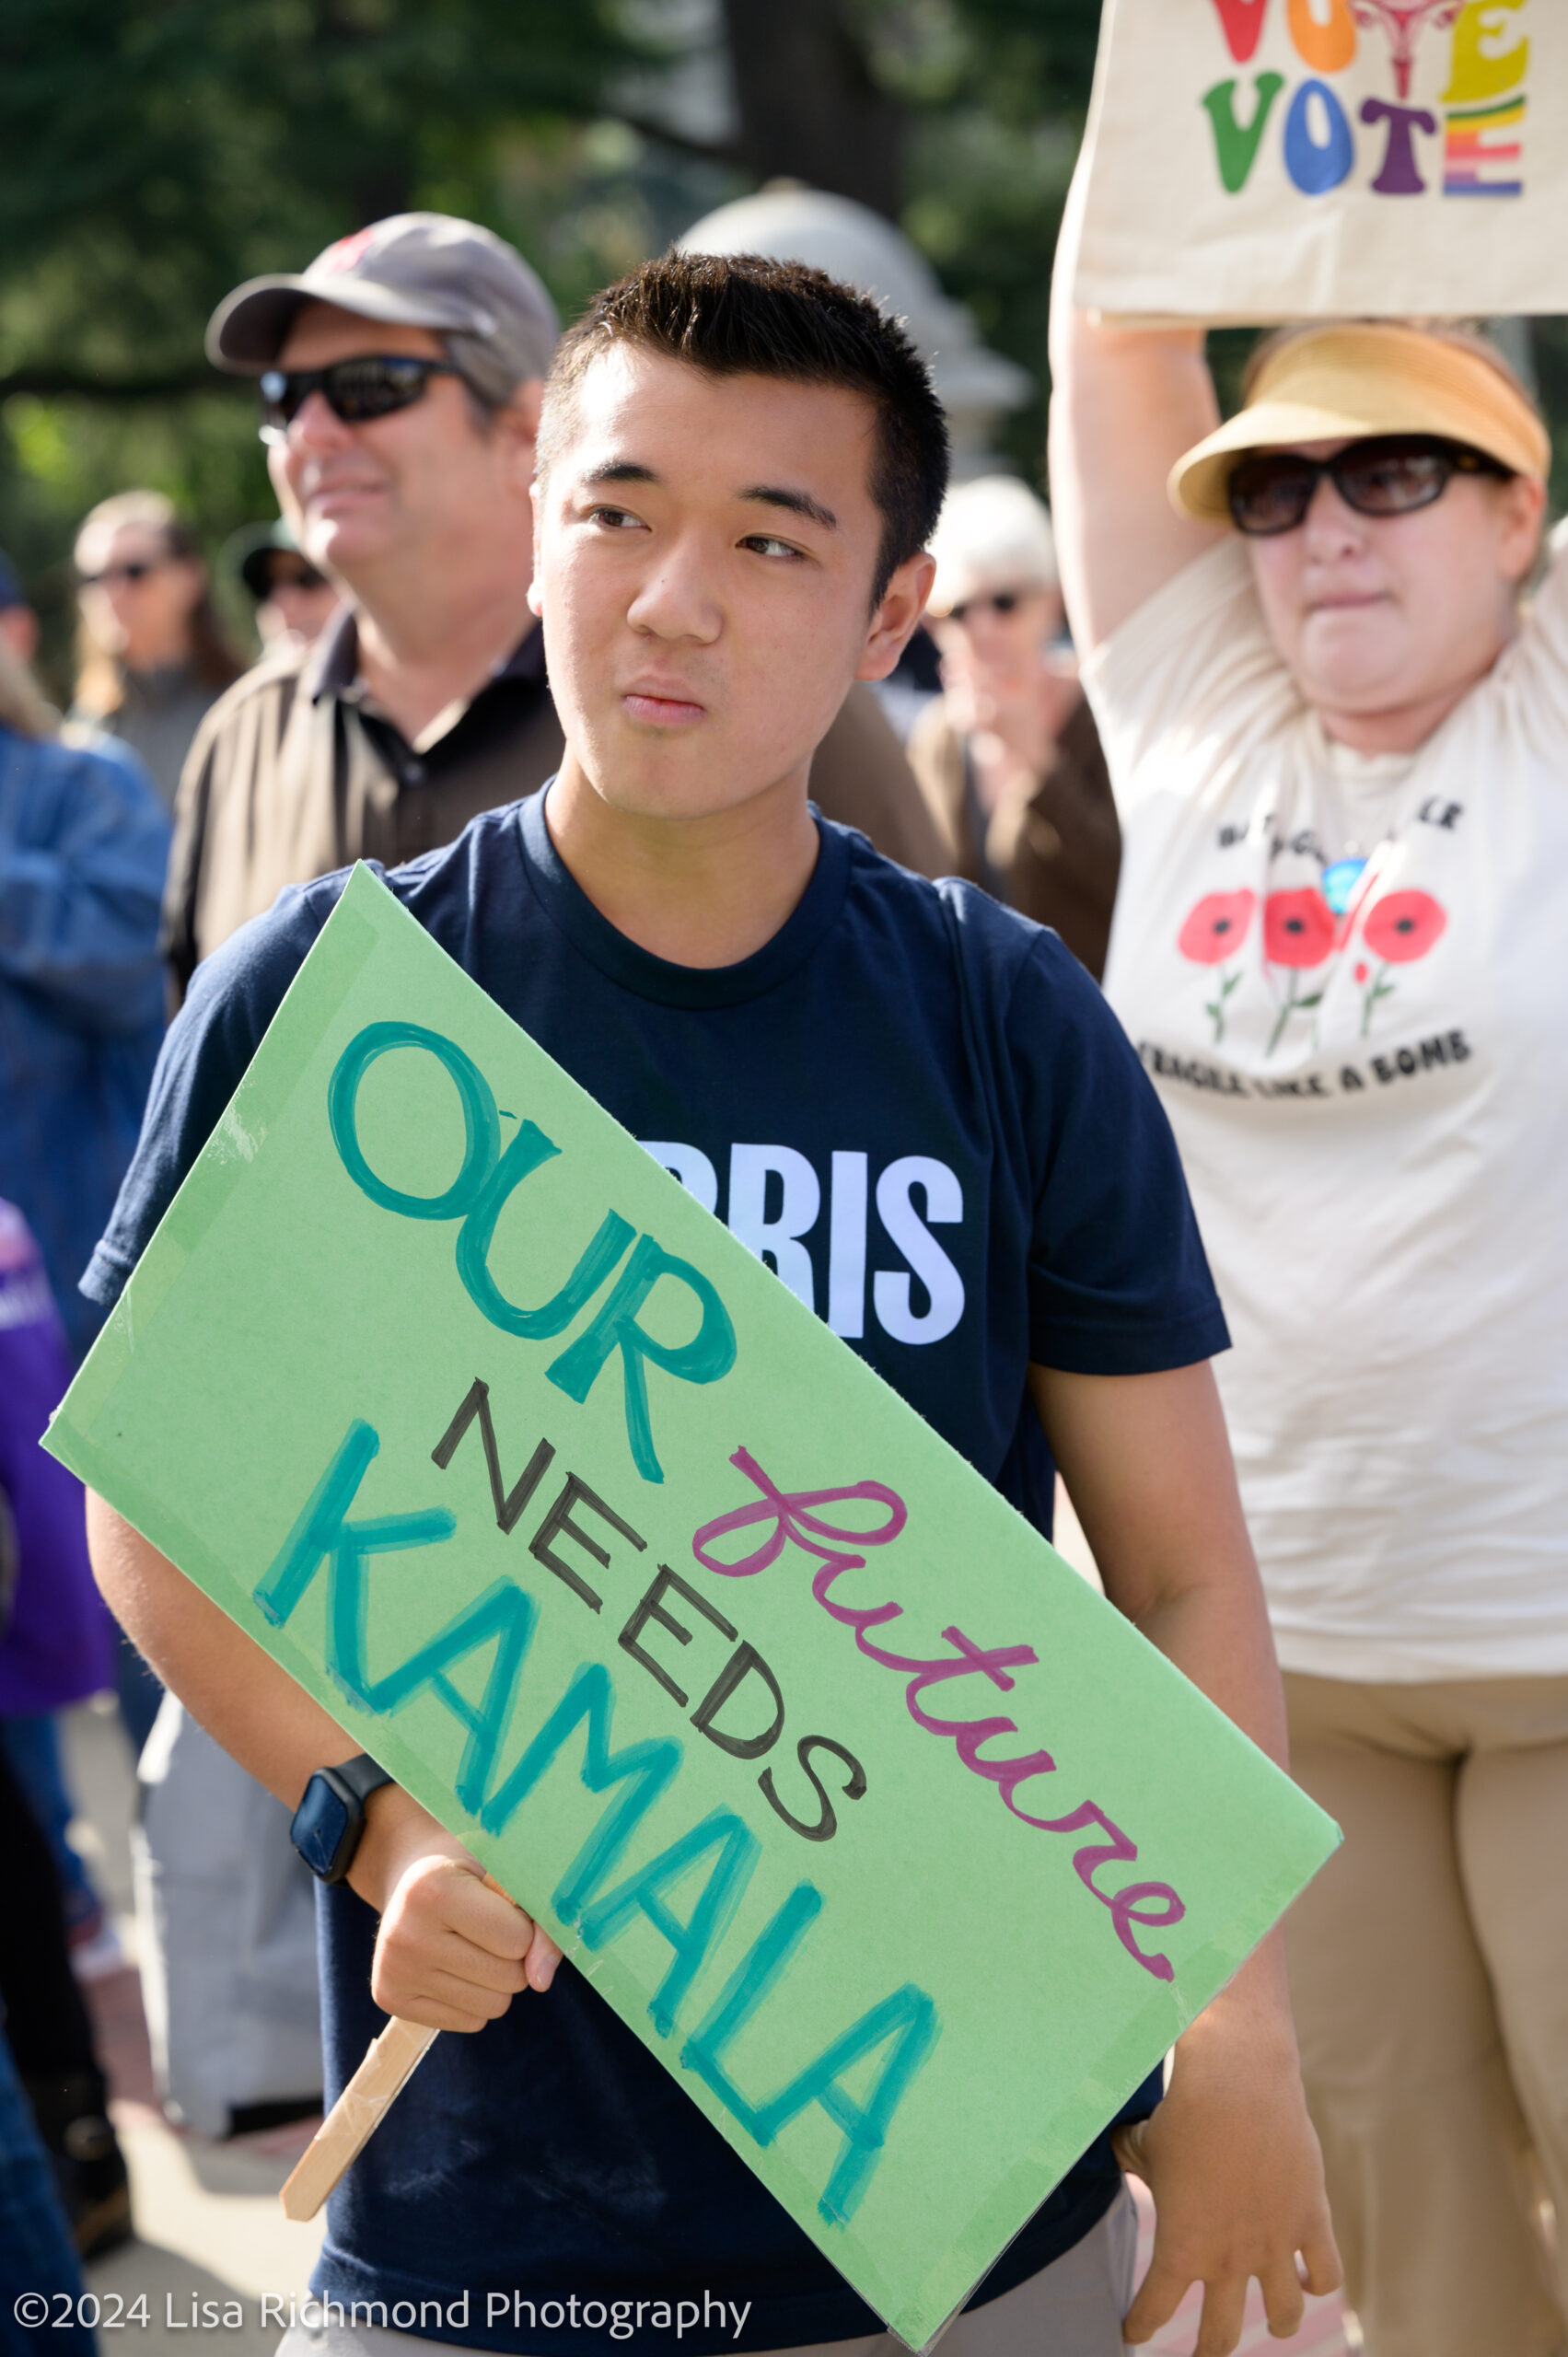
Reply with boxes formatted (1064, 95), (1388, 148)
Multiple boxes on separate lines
(83, 256), (1336, 2357)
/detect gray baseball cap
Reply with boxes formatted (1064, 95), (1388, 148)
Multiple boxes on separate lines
(206, 213), (559, 405)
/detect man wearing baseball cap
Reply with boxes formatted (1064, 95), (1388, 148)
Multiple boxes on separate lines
(165, 214), (943, 1000)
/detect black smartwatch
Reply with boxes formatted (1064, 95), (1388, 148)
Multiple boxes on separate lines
(290, 1753), (393, 1884)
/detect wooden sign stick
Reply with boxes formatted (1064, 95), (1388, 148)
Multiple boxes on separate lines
(281, 1875), (521, 2222)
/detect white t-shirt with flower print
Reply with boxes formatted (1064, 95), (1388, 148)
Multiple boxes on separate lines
(1084, 532), (1568, 1681)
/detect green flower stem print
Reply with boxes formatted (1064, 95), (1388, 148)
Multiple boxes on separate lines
(1262, 889), (1334, 1056)
(1177, 891), (1256, 1044)
(1356, 891), (1447, 1032)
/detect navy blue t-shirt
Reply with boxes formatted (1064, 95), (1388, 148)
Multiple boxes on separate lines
(86, 792), (1226, 2354)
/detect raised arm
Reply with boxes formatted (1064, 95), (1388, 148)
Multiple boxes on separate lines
(1047, 155), (1228, 656)
(1029, 1361), (1341, 2353)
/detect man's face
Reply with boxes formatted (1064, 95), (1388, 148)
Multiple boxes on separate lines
(1246, 439), (1545, 719)
(532, 344), (933, 822)
(267, 303), (536, 586)
(255, 558), (341, 650)
(75, 522), (203, 671)
(932, 583), (1063, 702)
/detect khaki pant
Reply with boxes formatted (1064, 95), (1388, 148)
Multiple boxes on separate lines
(275, 2183), (1136, 2357)
(1283, 1673), (1568, 2357)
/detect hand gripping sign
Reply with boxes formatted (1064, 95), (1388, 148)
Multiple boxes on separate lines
(47, 868), (1337, 2351)
(1074, 0), (1567, 320)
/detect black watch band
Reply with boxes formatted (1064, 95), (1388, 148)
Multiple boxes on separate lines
(289, 1752), (393, 1885)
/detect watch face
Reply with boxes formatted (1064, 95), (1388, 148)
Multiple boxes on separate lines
(292, 1773), (354, 1882)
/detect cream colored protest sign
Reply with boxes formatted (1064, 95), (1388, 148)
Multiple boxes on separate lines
(1074, 0), (1564, 320)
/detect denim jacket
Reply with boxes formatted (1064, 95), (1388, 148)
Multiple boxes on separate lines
(0, 723), (169, 1358)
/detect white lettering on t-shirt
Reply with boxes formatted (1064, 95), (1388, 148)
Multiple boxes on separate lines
(828, 1151), (868, 1340)
(636, 1140), (966, 1344)
(727, 1144), (821, 1311)
(873, 1158), (965, 1344)
(640, 1141), (718, 1214)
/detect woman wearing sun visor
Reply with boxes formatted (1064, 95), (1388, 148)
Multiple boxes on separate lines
(1050, 161), (1568, 2357)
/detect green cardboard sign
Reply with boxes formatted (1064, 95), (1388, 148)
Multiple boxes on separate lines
(49, 865), (1338, 2350)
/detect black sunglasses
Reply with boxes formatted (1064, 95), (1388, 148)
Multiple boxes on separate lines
(264, 558), (329, 592)
(78, 558), (169, 588)
(948, 589), (1025, 622)
(258, 354), (461, 441)
(1228, 435), (1512, 537)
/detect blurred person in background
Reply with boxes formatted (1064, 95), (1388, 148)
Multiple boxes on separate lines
(16, 548), (318, 2134)
(909, 477), (1120, 977)
(71, 490), (244, 810)
(0, 1201), (131, 2264)
(231, 519), (340, 651)
(1052, 144), (1568, 2353)
(166, 211), (942, 1002)
(0, 551), (40, 671)
(0, 631), (168, 1361)
(0, 621), (169, 1949)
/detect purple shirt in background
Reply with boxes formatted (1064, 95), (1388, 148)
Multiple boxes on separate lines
(0, 1200), (113, 1713)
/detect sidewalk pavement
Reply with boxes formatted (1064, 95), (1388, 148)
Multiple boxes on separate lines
(64, 1685), (1355, 2357)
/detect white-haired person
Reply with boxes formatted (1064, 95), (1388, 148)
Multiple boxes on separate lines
(1050, 154), (1568, 2357)
(908, 474), (1120, 975)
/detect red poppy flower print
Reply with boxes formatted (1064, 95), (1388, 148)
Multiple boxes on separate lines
(1261, 888), (1335, 1054)
(1263, 888), (1335, 969)
(1178, 889), (1255, 1043)
(1356, 888), (1446, 1035)
(1361, 890), (1446, 965)
(1179, 890), (1255, 965)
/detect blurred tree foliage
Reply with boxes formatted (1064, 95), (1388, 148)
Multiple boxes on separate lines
(0, 0), (1105, 691)
(0, 0), (646, 679)
(5, 0), (1560, 698)
(880, 0), (1099, 477)
(0, 0), (636, 392)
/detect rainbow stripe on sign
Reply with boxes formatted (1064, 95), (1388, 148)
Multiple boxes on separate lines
(1444, 95), (1525, 197)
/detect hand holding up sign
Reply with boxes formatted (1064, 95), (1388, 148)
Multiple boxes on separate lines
(351, 1785), (563, 2030)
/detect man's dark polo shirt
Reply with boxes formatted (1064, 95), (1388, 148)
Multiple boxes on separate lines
(163, 607), (947, 1000)
(162, 610), (565, 999)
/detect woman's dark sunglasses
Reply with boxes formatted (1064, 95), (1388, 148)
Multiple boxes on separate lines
(948, 589), (1024, 621)
(1227, 435), (1512, 537)
(78, 558), (168, 588)
(258, 354), (460, 441)
(264, 558), (330, 593)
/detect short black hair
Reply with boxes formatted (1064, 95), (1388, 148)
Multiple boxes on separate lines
(539, 251), (949, 605)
